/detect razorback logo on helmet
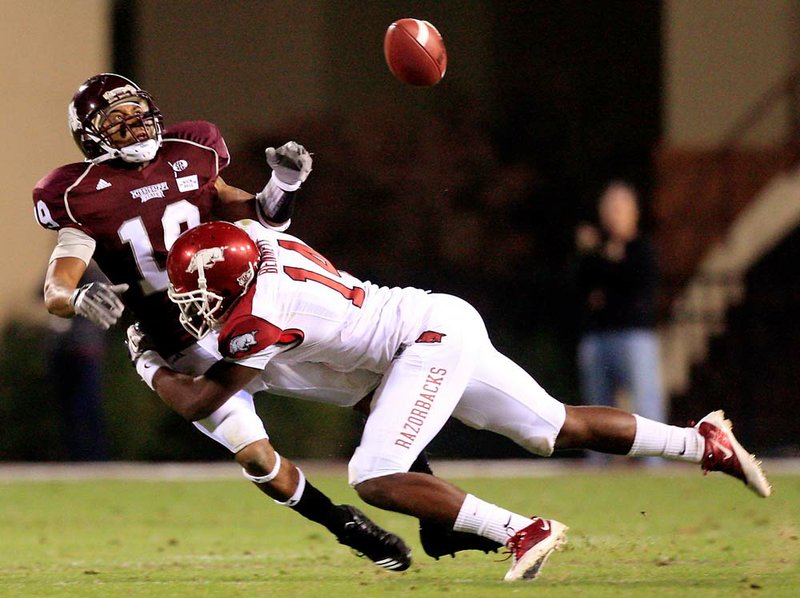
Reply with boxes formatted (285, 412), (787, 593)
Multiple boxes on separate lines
(187, 246), (228, 273)
(228, 330), (259, 355)
(415, 330), (446, 343)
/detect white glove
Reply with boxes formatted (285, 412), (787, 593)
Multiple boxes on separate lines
(69, 282), (129, 329)
(126, 323), (167, 390)
(265, 141), (312, 191)
(125, 322), (152, 363)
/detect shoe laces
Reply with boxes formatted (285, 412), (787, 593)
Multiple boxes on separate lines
(498, 523), (525, 563)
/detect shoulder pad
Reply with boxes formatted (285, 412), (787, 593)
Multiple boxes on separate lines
(32, 163), (93, 231)
(33, 163), (91, 199)
(163, 121), (229, 169)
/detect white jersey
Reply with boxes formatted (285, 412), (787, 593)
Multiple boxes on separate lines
(213, 222), (566, 480)
(217, 221), (432, 375)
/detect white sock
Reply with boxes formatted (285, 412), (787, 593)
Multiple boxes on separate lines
(453, 493), (533, 544)
(628, 414), (704, 462)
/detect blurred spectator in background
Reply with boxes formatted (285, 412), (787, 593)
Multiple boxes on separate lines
(45, 262), (110, 461)
(575, 180), (665, 465)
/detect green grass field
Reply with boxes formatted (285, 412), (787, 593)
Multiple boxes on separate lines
(0, 466), (798, 597)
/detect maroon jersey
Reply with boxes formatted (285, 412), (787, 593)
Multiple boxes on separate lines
(33, 121), (230, 355)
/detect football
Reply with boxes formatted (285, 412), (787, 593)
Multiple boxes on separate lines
(383, 18), (447, 87)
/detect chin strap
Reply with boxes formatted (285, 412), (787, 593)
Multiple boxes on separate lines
(118, 138), (161, 163)
(91, 137), (161, 164)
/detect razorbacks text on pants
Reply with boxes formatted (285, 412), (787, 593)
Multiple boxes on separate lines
(394, 367), (447, 449)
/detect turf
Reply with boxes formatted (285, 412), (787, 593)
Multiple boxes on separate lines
(0, 467), (797, 597)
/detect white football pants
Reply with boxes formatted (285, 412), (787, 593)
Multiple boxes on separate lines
(348, 294), (567, 485)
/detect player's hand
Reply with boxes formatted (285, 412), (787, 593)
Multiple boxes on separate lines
(69, 282), (129, 329)
(126, 322), (168, 390)
(125, 322), (153, 364)
(265, 141), (312, 190)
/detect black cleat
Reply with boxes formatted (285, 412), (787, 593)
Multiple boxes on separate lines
(419, 520), (504, 559)
(335, 506), (412, 571)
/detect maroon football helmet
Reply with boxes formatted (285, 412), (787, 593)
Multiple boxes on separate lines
(167, 222), (260, 339)
(68, 73), (164, 163)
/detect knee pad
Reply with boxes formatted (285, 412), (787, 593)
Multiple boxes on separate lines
(348, 446), (408, 487)
(194, 398), (268, 453)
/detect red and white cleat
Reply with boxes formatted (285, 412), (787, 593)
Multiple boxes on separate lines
(696, 410), (772, 498)
(503, 517), (568, 581)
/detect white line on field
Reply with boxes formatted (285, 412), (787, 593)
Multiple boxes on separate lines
(0, 458), (797, 481)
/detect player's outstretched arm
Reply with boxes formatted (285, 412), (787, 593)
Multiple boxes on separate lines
(213, 141), (312, 230)
(126, 322), (256, 419)
(44, 256), (88, 318)
(213, 176), (258, 222)
(149, 358), (257, 421)
(44, 256), (127, 329)
(253, 141), (312, 229)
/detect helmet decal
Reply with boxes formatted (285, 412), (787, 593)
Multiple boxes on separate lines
(102, 84), (140, 103)
(67, 102), (80, 132)
(236, 269), (255, 289)
(187, 247), (228, 274)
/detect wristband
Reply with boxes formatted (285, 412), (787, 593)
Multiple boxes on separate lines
(270, 171), (302, 192)
(135, 350), (168, 390)
(255, 175), (295, 231)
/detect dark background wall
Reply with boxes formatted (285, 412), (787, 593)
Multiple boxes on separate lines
(134, 0), (661, 337)
(134, 1), (661, 208)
